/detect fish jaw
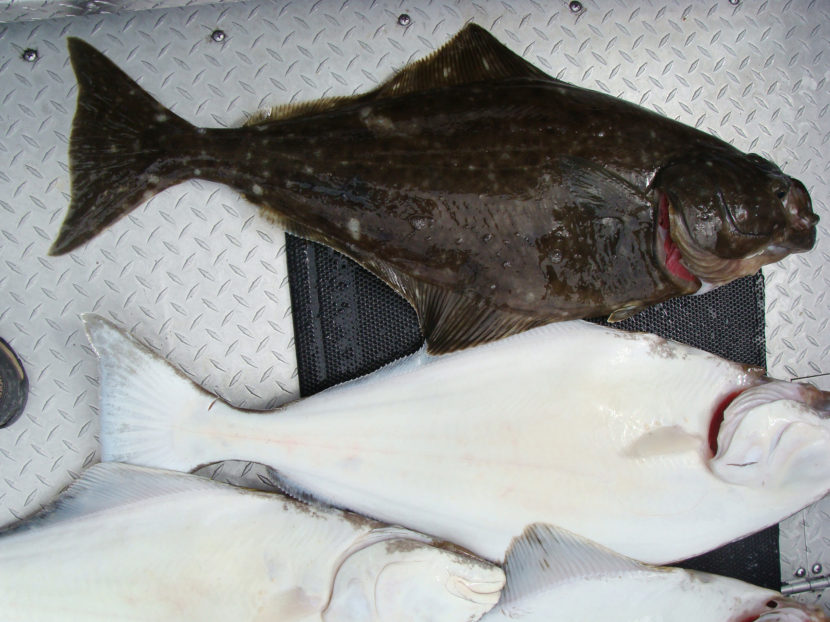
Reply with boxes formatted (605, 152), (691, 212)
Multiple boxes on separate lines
(656, 190), (703, 288)
(710, 380), (830, 491)
(323, 535), (504, 622)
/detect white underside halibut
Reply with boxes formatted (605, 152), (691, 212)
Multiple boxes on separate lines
(483, 524), (828, 622)
(0, 463), (504, 622)
(86, 315), (830, 565)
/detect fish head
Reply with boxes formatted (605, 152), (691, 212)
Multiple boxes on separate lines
(323, 534), (505, 622)
(710, 379), (830, 490)
(747, 596), (829, 622)
(653, 150), (818, 287)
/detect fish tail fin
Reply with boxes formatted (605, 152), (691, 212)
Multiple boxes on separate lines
(50, 38), (199, 255)
(82, 314), (218, 473)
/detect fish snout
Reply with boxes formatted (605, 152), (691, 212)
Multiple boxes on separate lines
(781, 178), (818, 250)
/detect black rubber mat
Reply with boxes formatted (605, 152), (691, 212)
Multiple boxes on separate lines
(286, 233), (779, 590)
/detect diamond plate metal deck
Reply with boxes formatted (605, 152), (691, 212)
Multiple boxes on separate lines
(0, 0), (828, 608)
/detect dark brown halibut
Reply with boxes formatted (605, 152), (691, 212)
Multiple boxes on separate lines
(52, 26), (818, 353)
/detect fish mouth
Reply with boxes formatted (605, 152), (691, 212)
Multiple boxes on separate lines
(657, 191), (701, 288)
(709, 380), (830, 486)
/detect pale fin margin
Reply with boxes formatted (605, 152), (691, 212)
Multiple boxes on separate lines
(500, 524), (646, 607)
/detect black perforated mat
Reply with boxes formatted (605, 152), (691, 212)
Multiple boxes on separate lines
(285, 234), (779, 590)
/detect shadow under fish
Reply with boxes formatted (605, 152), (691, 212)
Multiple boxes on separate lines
(51, 25), (818, 353)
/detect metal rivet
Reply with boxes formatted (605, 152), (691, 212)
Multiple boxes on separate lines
(795, 567), (807, 578)
(569, 1), (583, 12)
(21, 48), (38, 62)
(397, 13), (411, 27)
(813, 564), (823, 574)
(211, 29), (226, 43)
(728, 0), (740, 4)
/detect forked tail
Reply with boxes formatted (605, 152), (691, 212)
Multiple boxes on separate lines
(50, 38), (199, 255)
(82, 314), (218, 472)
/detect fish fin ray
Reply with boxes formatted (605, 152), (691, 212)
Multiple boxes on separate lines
(607, 305), (645, 322)
(244, 25), (554, 125)
(83, 313), (216, 473)
(500, 524), (646, 607)
(263, 466), (336, 509)
(245, 96), (360, 125)
(390, 273), (548, 354)
(0, 464), (222, 535)
(370, 23), (556, 98)
(50, 38), (197, 255)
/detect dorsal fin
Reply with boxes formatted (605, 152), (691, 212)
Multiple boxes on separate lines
(245, 24), (556, 126)
(2, 464), (226, 535)
(500, 524), (646, 607)
(244, 96), (357, 125)
(371, 23), (554, 98)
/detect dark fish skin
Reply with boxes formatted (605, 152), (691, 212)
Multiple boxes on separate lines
(51, 25), (818, 353)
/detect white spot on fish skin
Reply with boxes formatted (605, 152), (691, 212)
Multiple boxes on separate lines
(194, 169), (202, 176)
(303, 165), (315, 175)
(147, 174), (160, 185)
(252, 184), (264, 196)
(597, 131), (605, 138)
(482, 59), (490, 70)
(245, 152), (253, 161)
(109, 144), (118, 153)
(443, 66), (451, 78)
(347, 218), (361, 240)
(196, 128), (206, 135)
(154, 113), (169, 123)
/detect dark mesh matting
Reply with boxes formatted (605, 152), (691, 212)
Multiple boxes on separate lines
(285, 234), (779, 590)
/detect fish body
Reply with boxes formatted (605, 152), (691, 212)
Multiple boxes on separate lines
(0, 463), (504, 622)
(85, 314), (830, 565)
(52, 26), (818, 352)
(484, 524), (828, 622)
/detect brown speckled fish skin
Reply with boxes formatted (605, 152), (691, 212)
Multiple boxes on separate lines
(51, 26), (818, 353)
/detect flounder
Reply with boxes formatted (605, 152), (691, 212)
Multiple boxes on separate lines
(51, 26), (818, 352)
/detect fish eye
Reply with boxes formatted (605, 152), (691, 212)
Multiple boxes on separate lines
(766, 600), (778, 609)
(775, 189), (787, 200)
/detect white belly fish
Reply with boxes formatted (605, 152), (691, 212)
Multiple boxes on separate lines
(85, 314), (830, 565)
(0, 463), (504, 622)
(483, 524), (828, 622)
